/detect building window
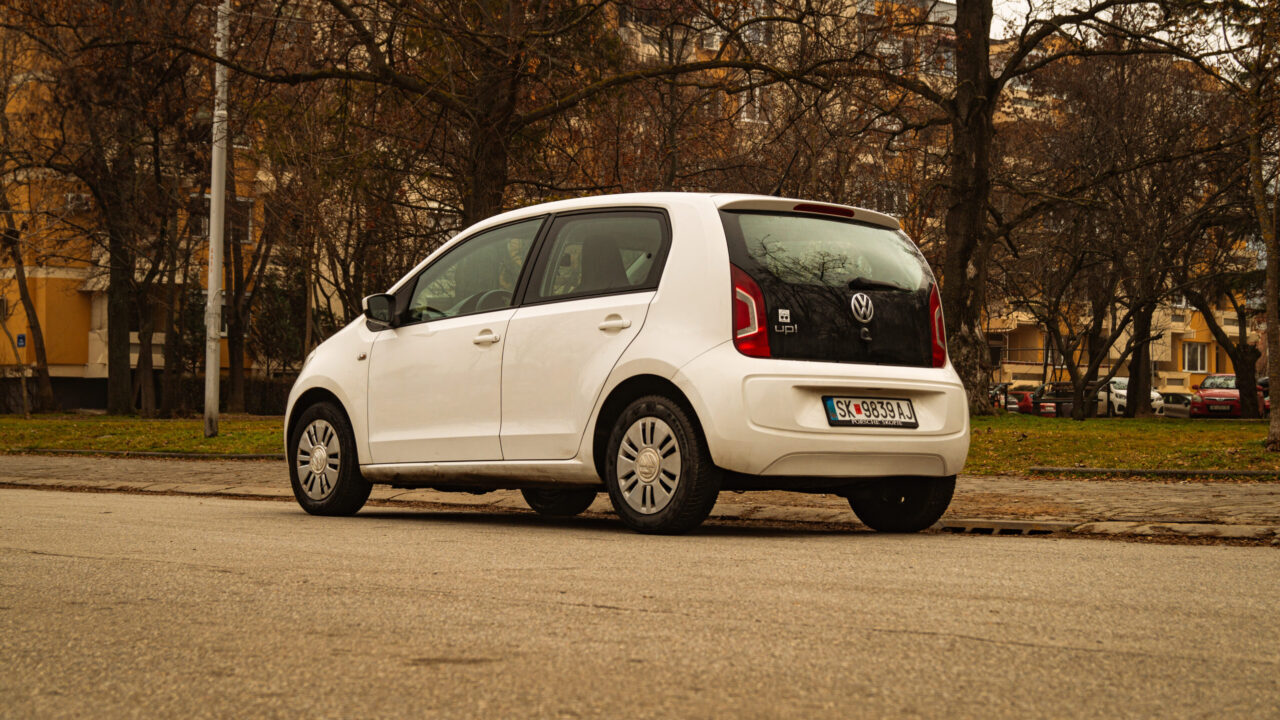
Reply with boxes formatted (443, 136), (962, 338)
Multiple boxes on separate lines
(1182, 342), (1207, 373)
(988, 333), (1007, 366)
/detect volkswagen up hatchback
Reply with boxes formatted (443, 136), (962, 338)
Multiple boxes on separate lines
(285, 193), (969, 534)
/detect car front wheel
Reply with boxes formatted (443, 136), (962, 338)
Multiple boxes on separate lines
(848, 476), (955, 533)
(289, 401), (371, 516)
(604, 395), (720, 534)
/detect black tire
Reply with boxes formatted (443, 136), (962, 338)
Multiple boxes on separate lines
(848, 476), (955, 533)
(604, 395), (720, 534)
(521, 488), (598, 517)
(288, 401), (371, 516)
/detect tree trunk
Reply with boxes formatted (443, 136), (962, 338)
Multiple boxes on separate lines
(1236, 345), (1262, 419)
(159, 251), (182, 417)
(1257, 128), (1279, 447)
(460, 58), (519, 226)
(940, 0), (997, 415)
(226, 311), (246, 413)
(106, 227), (133, 415)
(461, 125), (512, 226)
(0, 197), (57, 412)
(1239, 76), (1278, 446)
(1126, 303), (1154, 417)
(136, 314), (155, 418)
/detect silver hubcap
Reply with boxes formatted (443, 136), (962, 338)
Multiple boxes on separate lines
(296, 419), (340, 501)
(617, 417), (681, 514)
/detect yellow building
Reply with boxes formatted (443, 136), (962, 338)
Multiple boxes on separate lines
(986, 297), (1261, 392)
(0, 172), (263, 409)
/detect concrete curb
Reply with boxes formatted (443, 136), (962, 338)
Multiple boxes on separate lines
(4, 476), (1278, 541)
(1070, 521), (1280, 540)
(9, 448), (285, 461)
(1031, 466), (1280, 479)
(10, 450), (1275, 482)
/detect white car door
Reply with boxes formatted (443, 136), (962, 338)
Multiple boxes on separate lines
(500, 210), (669, 460)
(366, 218), (544, 464)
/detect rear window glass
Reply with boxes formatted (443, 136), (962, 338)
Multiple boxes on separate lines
(526, 211), (669, 303)
(724, 212), (928, 291)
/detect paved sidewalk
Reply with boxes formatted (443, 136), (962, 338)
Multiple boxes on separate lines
(2, 454), (1278, 539)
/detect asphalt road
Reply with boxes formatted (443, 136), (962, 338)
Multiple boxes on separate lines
(2, 489), (1278, 719)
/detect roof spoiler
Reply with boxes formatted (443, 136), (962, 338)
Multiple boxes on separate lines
(714, 196), (901, 231)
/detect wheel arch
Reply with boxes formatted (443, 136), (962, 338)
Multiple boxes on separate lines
(591, 374), (706, 480)
(287, 387), (355, 456)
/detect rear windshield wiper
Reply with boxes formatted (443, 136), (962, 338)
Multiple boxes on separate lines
(847, 277), (911, 292)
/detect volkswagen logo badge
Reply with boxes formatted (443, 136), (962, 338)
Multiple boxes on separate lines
(850, 293), (874, 323)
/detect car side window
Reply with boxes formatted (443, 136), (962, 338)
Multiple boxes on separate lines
(403, 218), (543, 324)
(525, 211), (669, 303)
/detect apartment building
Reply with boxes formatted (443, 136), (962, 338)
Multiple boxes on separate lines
(986, 297), (1263, 392)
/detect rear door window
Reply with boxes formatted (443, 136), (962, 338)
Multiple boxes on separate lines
(524, 210), (670, 303)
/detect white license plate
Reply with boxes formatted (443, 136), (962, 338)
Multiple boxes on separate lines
(1210, 404), (1230, 411)
(824, 396), (918, 428)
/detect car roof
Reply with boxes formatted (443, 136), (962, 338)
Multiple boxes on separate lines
(387, 192), (903, 295)
(472, 192), (901, 234)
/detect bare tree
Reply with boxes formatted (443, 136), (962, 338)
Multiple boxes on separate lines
(0, 22), (57, 412)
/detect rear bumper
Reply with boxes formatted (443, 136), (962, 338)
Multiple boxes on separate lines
(673, 343), (970, 478)
(1190, 402), (1241, 417)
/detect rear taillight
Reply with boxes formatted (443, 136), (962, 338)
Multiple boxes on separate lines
(929, 283), (946, 368)
(731, 264), (770, 358)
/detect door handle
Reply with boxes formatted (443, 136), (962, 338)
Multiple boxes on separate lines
(598, 316), (632, 331)
(472, 330), (501, 345)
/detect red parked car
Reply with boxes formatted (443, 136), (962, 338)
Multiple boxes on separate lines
(1190, 375), (1267, 418)
(1010, 390), (1056, 416)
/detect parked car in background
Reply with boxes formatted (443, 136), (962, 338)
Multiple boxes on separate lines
(1161, 392), (1193, 419)
(1011, 389), (1056, 416)
(1095, 377), (1164, 416)
(1191, 374), (1267, 418)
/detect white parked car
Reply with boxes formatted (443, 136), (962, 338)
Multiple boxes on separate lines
(285, 193), (970, 534)
(1096, 377), (1164, 416)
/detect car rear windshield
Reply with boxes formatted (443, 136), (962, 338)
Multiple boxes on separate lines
(723, 211), (929, 292)
(720, 209), (936, 367)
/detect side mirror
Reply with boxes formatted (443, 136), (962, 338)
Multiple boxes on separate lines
(362, 293), (396, 328)
(1191, 384), (1199, 391)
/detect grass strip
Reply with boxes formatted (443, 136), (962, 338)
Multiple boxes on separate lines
(0, 414), (282, 456)
(970, 413), (1278, 478)
(2, 412), (1276, 480)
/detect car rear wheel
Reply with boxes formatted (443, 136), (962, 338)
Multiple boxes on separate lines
(521, 488), (598, 517)
(289, 402), (371, 516)
(848, 476), (955, 533)
(604, 395), (720, 534)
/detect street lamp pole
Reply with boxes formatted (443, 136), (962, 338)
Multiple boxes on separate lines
(204, 0), (231, 438)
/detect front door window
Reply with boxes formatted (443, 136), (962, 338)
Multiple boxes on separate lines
(404, 218), (543, 323)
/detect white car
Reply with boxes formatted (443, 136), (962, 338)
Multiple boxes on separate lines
(1096, 377), (1164, 416)
(285, 193), (970, 534)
